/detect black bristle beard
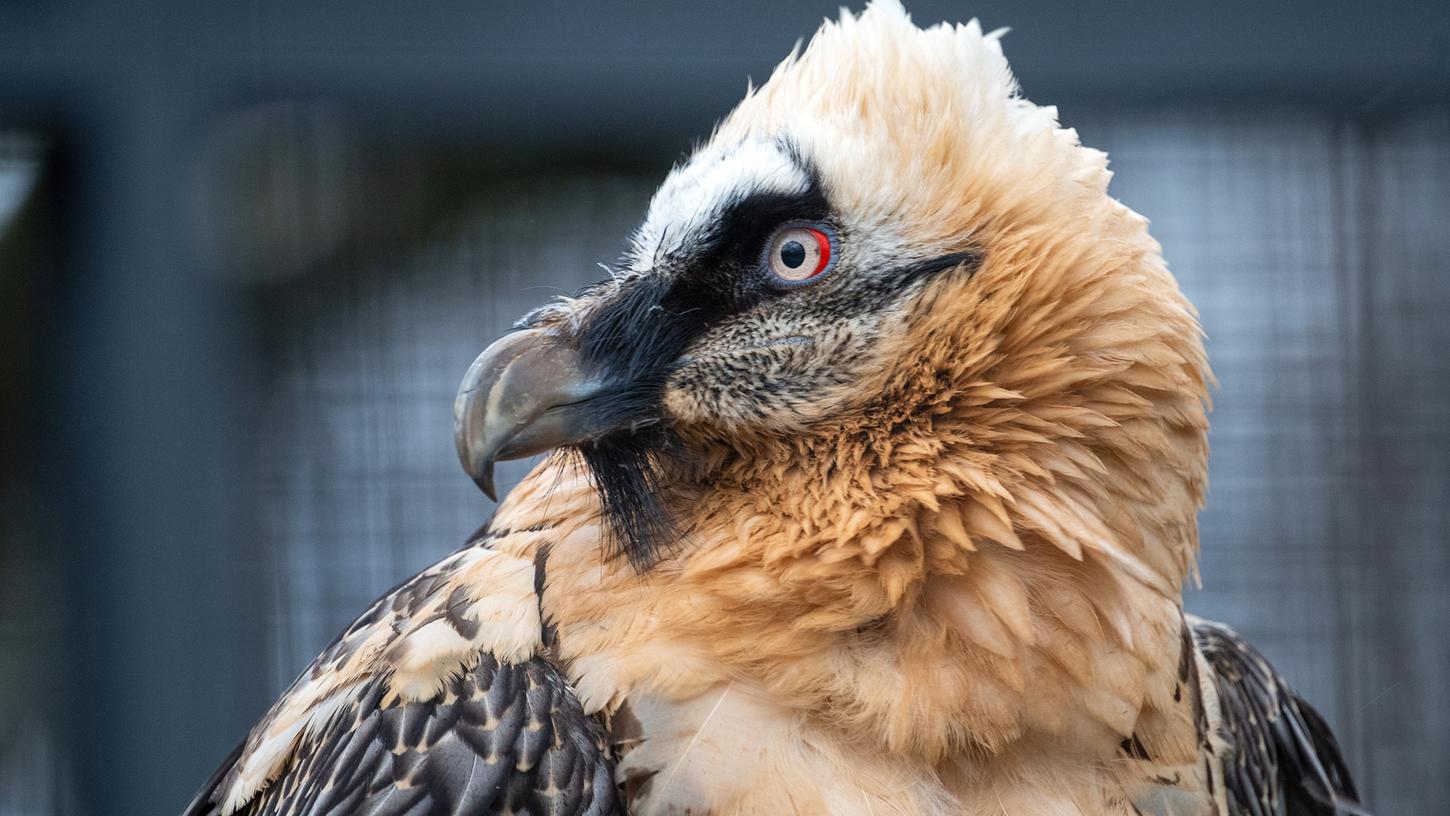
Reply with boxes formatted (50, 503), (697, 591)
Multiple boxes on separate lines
(566, 271), (716, 574)
(574, 425), (685, 572)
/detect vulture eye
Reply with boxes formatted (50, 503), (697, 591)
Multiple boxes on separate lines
(764, 223), (834, 287)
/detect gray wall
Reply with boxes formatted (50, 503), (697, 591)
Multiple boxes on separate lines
(252, 111), (1450, 815)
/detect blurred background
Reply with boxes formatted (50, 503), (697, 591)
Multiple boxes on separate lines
(2, 1), (1448, 813)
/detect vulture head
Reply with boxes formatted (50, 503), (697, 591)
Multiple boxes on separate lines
(456, 0), (1212, 605)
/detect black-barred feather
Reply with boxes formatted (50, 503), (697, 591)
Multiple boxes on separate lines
(1194, 620), (1370, 816)
(182, 655), (621, 816)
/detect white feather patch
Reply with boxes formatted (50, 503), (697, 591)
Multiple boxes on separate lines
(219, 682), (363, 814)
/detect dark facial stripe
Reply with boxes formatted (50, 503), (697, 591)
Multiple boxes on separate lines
(559, 149), (839, 569)
(694, 181), (830, 274)
(576, 273), (722, 415)
(892, 250), (982, 291)
(575, 150), (831, 437)
(810, 249), (983, 319)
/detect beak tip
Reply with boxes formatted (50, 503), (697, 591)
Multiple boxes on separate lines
(473, 467), (498, 502)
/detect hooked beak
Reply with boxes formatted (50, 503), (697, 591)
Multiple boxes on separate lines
(453, 329), (615, 501)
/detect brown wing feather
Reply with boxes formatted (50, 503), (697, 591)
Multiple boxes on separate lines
(183, 654), (620, 816)
(182, 518), (622, 816)
(1193, 620), (1370, 816)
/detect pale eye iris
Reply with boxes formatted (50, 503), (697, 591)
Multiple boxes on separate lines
(766, 225), (832, 284)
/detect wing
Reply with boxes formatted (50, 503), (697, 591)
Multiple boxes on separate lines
(1192, 619), (1369, 816)
(183, 521), (622, 816)
(184, 654), (619, 816)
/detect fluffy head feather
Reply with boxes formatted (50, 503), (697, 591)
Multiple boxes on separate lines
(531, 0), (1212, 579)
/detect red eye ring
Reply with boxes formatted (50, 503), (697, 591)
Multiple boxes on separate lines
(764, 223), (835, 287)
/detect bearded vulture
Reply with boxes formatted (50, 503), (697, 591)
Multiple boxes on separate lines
(184, 2), (1369, 814)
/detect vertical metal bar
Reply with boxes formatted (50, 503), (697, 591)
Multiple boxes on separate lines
(47, 94), (270, 815)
